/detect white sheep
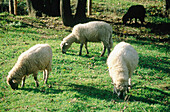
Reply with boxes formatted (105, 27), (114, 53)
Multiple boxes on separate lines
(7, 44), (52, 90)
(107, 42), (138, 98)
(60, 21), (113, 56)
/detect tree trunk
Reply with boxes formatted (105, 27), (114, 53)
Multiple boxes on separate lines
(26, 0), (60, 17)
(14, 0), (17, 15)
(26, 0), (43, 17)
(9, 0), (14, 14)
(60, 0), (74, 26)
(43, 0), (51, 16)
(43, 0), (60, 16)
(166, 0), (170, 18)
(50, 0), (60, 16)
(60, 0), (87, 26)
(87, 0), (92, 16)
(75, 0), (87, 23)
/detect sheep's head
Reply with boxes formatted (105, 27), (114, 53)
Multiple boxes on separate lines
(113, 80), (129, 99)
(7, 77), (19, 90)
(7, 71), (22, 90)
(122, 14), (128, 24)
(60, 41), (71, 54)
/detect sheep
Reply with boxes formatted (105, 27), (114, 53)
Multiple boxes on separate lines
(122, 5), (146, 24)
(107, 42), (138, 99)
(7, 44), (52, 90)
(60, 21), (113, 56)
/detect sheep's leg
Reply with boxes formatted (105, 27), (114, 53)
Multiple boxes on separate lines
(79, 43), (83, 56)
(43, 70), (46, 82)
(33, 73), (39, 87)
(101, 40), (110, 57)
(85, 42), (89, 55)
(128, 78), (131, 90)
(135, 18), (137, 24)
(107, 47), (111, 56)
(44, 69), (49, 84)
(21, 76), (26, 88)
(140, 17), (144, 25)
(101, 46), (106, 57)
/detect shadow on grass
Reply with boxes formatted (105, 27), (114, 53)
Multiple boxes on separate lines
(68, 83), (169, 106)
(145, 22), (170, 35)
(126, 39), (169, 53)
(65, 52), (107, 61)
(113, 20), (170, 44)
(0, 16), (34, 28)
(113, 29), (169, 43)
(67, 83), (116, 101)
(138, 54), (169, 74)
(19, 83), (169, 106)
(19, 87), (64, 94)
(114, 20), (170, 35)
(129, 86), (169, 106)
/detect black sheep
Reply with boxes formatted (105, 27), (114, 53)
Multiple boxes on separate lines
(122, 5), (146, 24)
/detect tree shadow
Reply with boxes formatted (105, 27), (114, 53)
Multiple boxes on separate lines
(113, 27), (170, 43)
(129, 86), (169, 106)
(126, 39), (169, 54)
(145, 22), (170, 35)
(137, 53), (169, 74)
(0, 15), (41, 31)
(67, 83), (169, 106)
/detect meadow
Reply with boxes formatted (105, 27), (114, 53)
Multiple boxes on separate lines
(0, 0), (169, 111)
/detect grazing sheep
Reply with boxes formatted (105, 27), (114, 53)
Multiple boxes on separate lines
(107, 42), (138, 98)
(60, 21), (113, 56)
(7, 44), (52, 90)
(122, 5), (146, 24)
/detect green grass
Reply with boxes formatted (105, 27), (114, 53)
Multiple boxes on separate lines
(0, 0), (170, 111)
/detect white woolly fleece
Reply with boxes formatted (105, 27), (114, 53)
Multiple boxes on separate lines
(7, 44), (52, 84)
(107, 42), (138, 87)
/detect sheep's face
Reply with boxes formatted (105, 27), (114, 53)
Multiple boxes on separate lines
(7, 78), (19, 90)
(113, 82), (129, 99)
(60, 41), (70, 54)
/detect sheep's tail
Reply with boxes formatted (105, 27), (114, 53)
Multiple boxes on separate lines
(109, 33), (113, 48)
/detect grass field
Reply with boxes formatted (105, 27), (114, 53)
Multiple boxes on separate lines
(0, 0), (170, 111)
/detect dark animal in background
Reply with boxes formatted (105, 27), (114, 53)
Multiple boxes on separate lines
(122, 5), (146, 24)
